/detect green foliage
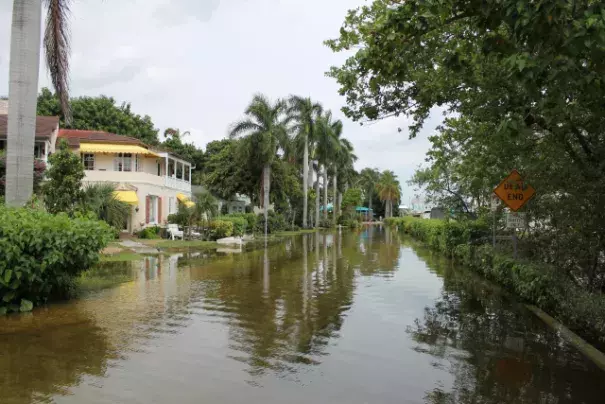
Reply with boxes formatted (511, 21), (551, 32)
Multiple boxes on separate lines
(220, 203), (229, 215)
(319, 218), (333, 229)
(0, 206), (113, 312)
(394, 217), (605, 342)
(80, 183), (130, 229)
(137, 226), (161, 239)
(37, 88), (160, 145)
(338, 216), (360, 229)
(215, 215), (247, 237)
(167, 210), (188, 227)
(0, 152), (46, 197)
(341, 188), (362, 214)
(43, 140), (85, 215)
(327, 0), (605, 289)
(254, 211), (287, 234)
(208, 220), (234, 240)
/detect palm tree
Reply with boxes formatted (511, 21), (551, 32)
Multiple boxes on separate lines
(287, 96), (322, 229)
(193, 191), (218, 229)
(7, 0), (72, 207)
(316, 111), (340, 223)
(375, 170), (401, 219)
(333, 136), (357, 224)
(81, 183), (131, 229)
(359, 168), (381, 215)
(230, 94), (290, 236)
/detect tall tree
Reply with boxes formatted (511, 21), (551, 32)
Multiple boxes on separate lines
(7, 0), (72, 207)
(42, 140), (84, 215)
(376, 170), (401, 219)
(287, 96), (322, 229)
(316, 111), (339, 222)
(230, 94), (291, 235)
(333, 136), (357, 223)
(359, 168), (380, 213)
(37, 88), (160, 145)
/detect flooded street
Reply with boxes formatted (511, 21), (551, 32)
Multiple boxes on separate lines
(1, 228), (604, 404)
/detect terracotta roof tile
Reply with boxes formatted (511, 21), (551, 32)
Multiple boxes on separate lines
(0, 115), (59, 138)
(58, 129), (144, 147)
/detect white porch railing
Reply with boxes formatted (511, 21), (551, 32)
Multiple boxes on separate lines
(165, 176), (191, 193)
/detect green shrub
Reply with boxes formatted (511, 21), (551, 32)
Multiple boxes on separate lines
(319, 218), (333, 228)
(138, 226), (161, 239)
(215, 215), (247, 236)
(208, 219), (234, 240)
(254, 211), (286, 234)
(0, 206), (113, 313)
(341, 218), (360, 229)
(398, 216), (605, 343)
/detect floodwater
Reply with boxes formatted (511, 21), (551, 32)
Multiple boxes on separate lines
(1, 228), (604, 404)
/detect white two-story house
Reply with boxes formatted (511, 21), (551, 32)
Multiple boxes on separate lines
(59, 129), (194, 233)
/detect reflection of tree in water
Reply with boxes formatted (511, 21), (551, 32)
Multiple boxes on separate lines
(201, 232), (358, 377)
(408, 244), (605, 404)
(346, 226), (401, 277)
(0, 310), (113, 404)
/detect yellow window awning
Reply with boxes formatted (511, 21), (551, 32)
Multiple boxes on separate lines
(177, 193), (195, 208)
(113, 191), (139, 205)
(79, 143), (159, 157)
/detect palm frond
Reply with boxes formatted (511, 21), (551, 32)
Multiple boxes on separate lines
(229, 119), (262, 138)
(44, 0), (72, 124)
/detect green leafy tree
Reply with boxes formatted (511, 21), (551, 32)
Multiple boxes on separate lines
(316, 111), (341, 223)
(194, 191), (219, 229)
(229, 94), (291, 235)
(43, 140), (84, 215)
(332, 132), (357, 224)
(37, 88), (160, 145)
(341, 187), (362, 217)
(359, 168), (380, 213)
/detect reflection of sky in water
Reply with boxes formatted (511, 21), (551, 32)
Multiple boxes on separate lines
(0, 229), (603, 404)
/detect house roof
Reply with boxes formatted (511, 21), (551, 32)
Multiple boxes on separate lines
(0, 115), (59, 138)
(58, 129), (144, 147)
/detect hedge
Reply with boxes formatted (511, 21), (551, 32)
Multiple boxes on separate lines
(215, 215), (248, 237)
(208, 220), (234, 240)
(0, 206), (113, 313)
(386, 216), (605, 343)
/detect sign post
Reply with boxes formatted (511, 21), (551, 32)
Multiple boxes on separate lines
(493, 170), (535, 259)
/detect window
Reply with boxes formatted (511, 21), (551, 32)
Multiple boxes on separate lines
(168, 197), (176, 214)
(34, 142), (46, 159)
(0, 140), (4, 150)
(184, 165), (190, 182)
(82, 153), (95, 170)
(176, 162), (183, 179)
(168, 160), (175, 177)
(114, 153), (133, 172)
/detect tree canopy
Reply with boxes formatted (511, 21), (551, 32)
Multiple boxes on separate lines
(37, 88), (160, 145)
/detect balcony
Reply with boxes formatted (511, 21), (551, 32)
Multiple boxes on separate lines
(84, 170), (191, 193)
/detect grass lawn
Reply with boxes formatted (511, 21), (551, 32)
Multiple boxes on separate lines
(271, 229), (318, 236)
(100, 251), (145, 262)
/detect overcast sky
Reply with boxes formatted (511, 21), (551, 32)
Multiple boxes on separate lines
(0, 0), (442, 205)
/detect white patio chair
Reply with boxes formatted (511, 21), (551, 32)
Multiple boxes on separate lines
(167, 224), (184, 240)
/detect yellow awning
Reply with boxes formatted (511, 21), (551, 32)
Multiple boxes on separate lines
(113, 191), (139, 205)
(80, 143), (159, 157)
(177, 193), (195, 207)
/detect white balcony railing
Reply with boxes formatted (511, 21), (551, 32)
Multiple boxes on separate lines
(165, 176), (192, 193)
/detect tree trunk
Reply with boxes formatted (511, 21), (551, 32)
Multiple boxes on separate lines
(368, 190), (373, 219)
(323, 165), (328, 221)
(315, 162), (320, 228)
(338, 192), (342, 216)
(333, 171), (338, 225)
(6, 0), (42, 207)
(302, 138), (309, 228)
(263, 164), (271, 237)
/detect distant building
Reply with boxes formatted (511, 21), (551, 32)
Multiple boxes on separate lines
(0, 114), (60, 163)
(191, 185), (251, 215)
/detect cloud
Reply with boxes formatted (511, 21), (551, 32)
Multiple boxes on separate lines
(0, 0), (441, 202)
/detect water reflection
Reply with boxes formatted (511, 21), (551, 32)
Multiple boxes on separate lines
(0, 229), (603, 404)
(408, 243), (605, 404)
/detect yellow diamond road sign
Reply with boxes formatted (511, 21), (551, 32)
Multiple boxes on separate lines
(493, 170), (535, 212)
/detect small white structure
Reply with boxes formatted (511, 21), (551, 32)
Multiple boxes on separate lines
(167, 224), (184, 240)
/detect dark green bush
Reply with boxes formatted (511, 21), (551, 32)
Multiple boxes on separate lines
(138, 226), (161, 239)
(319, 218), (333, 228)
(254, 211), (286, 234)
(0, 206), (113, 313)
(397, 216), (605, 343)
(208, 220), (234, 240)
(215, 215), (247, 236)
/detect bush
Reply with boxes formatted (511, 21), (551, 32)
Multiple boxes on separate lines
(138, 226), (161, 239)
(0, 206), (113, 313)
(341, 218), (360, 229)
(208, 219), (233, 240)
(215, 215), (247, 236)
(396, 216), (605, 343)
(319, 218), (333, 228)
(254, 211), (286, 234)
